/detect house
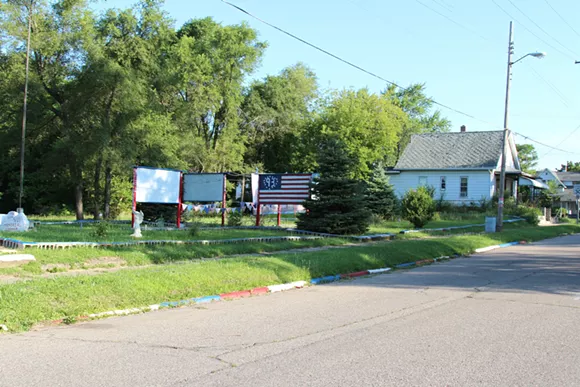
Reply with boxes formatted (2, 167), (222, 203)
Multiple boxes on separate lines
(387, 127), (524, 203)
(537, 168), (580, 216)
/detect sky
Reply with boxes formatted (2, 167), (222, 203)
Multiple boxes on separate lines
(94, 0), (580, 171)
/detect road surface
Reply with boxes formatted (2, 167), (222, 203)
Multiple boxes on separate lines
(1, 235), (580, 386)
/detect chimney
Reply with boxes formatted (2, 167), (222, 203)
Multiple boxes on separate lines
(460, 125), (467, 132)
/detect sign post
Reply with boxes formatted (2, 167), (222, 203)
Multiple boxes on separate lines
(574, 185), (580, 224)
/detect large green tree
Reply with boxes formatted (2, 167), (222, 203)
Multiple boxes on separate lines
(383, 83), (451, 159)
(516, 144), (538, 175)
(164, 17), (266, 173)
(241, 63), (318, 172)
(301, 88), (406, 179)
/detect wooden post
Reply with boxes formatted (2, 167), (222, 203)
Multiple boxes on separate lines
(222, 174), (227, 227)
(255, 202), (261, 227)
(277, 205), (282, 227)
(176, 172), (183, 229)
(132, 167), (137, 228)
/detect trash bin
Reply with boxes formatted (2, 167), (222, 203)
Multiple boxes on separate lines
(485, 217), (496, 233)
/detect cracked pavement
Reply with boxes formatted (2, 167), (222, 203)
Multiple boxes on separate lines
(1, 234), (580, 386)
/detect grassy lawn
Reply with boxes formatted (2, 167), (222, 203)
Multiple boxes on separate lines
(0, 224), (298, 243)
(1, 224), (578, 332)
(0, 237), (351, 276)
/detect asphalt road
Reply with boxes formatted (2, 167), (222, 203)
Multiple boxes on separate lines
(1, 234), (580, 387)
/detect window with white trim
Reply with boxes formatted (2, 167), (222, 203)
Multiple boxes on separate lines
(440, 176), (446, 191)
(460, 177), (468, 198)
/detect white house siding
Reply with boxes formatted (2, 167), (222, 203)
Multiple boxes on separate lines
(388, 170), (495, 203)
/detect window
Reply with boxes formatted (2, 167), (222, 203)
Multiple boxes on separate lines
(460, 177), (468, 198)
(419, 176), (427, 186)
(440, 176), (446, 191)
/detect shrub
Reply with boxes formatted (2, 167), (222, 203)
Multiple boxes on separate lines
(512, 205), (541, 225)
(554, 207), (567, 218)
(365, 166), (399, 220)
(227, 211), (243, 227)
(91, 221), (111, 239)
(188, 222), (201, 237)
(401, 187), (435, 228)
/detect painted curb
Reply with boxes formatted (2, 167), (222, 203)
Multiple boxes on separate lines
(43, 241), (525, 328)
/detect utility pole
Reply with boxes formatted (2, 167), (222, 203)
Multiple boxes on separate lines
(18, 1), (33, 211)
(497, 21), (514, 232)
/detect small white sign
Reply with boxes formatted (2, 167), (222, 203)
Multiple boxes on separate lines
(574, 185), (580, 199)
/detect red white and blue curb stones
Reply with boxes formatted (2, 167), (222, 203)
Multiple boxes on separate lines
(42, 241), (526, 329)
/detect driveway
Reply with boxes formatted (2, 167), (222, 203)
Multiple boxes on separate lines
(1, 235), (580, 386)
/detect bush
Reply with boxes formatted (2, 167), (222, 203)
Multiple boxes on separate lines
(365, 166), (399, 220)
(187, 222), (201, 237)
(512, 205), (541, 225)
(227, 211), (243, 227)
(91, 221), (111, 239)
(401, 187), (435, 228)
(553, 207), (567, 218)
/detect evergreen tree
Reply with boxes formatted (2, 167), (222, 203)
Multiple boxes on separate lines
(297, 138), (371, 235)
(401, 186), (435, 228)
(365, 165), (398, 220)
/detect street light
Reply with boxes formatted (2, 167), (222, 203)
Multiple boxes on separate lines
(497, 21), (546, 232)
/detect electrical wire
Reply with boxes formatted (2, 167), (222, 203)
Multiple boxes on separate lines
(542, 0), (580, 40)
(539, 123), (580, 158)
(413, 0), (490, 42)
(221, 0), (578, 158)
(505, 0), (579, 58)
(526, 64), (570, 108)
(221, 0), (499, 128)
(513, 131), (578, 154)
(491, 0), (576, 60)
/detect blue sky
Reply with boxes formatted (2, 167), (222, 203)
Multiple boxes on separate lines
(95, 0), (580, 170)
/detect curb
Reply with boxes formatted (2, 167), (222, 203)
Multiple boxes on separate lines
(40, 241), (525, 330)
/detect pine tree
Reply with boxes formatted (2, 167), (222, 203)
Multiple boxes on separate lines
(365, 165), (398, 220)
(297, 138), (371, 235)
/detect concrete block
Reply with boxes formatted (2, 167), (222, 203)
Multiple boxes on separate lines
(0, 254), (35, 268)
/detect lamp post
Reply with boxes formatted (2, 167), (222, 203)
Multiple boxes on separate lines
(497, 21), (546, 232)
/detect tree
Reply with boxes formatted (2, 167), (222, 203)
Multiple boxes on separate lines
(383, 83), (451, 159)
(297, 138), (371, 235)
(365, 165), (398, 220)
(401, 187), (435, 228)
(559, 161), (580, 172)
(241, 63), (318, 172)
(164, 17), (266, 173)
(516, 144), (538, 174)
(302, 88), (406, 179)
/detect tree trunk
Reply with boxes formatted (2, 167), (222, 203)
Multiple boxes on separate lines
(74, 183), (84, 220)
(103, 165), (112, 219)
(93, 155), (103, 219)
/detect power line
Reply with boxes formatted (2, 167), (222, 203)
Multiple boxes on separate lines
(221, 0), (578, 157)
(542, 0), (580, 40)
(220, 0), (499, 128)
(505, 0), (579, 58)
(513, 131), (578, 154)
(490, 0), (576, 60)
(540, 123), (580, 158)
(526, 64), (570, 108)
(413, 0), (490, 42)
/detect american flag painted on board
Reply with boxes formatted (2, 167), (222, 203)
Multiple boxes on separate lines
(258, 174), (313, 204)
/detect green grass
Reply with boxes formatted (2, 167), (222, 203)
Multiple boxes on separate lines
(1, 224), (578, 332)
(0, 224), (297, 243)
(0, 237), (351, 276)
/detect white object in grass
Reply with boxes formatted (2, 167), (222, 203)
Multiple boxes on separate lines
(131, 210), (144, 238)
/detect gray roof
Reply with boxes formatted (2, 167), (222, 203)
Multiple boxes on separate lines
(554, 171), (580, 182)
(395, 131), (507, 170)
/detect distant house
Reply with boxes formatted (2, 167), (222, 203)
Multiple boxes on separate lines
(387, 127), (527, 203)
(537, 169), (580, 215)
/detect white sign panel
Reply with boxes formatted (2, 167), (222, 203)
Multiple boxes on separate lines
(135, 167), (181, 204)
(183, 173), (225, 202)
